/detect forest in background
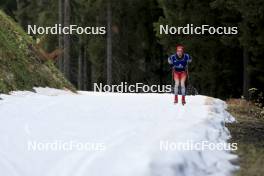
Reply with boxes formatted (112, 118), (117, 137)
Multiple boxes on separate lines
(0, 0), (263, 100)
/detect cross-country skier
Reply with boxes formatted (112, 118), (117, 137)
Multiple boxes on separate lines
(168, 45), (192, 105)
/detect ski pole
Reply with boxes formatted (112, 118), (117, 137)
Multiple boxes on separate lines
(187, 66), (190, 83)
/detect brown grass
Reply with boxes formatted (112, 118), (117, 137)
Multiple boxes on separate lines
(227, 99), (264, 176)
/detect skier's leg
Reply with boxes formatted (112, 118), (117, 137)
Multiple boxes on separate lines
(180, 72), (187, 104)
(174, 71), (180, 103)
(174, 79), (180, 95)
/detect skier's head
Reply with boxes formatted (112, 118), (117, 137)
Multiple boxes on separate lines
(176, 45), (184, 57)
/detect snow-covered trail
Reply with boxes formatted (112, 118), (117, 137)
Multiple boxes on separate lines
(0, 88), (237, 176)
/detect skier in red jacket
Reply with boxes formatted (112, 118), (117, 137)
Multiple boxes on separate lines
(168, 45), (192, 105)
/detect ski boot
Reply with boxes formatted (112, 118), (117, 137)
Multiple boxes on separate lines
(182, 96), (186, 105)
(174, 95), (178, 104)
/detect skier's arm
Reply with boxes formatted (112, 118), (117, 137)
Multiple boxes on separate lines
(187, 54), (192, 63)
(168, 56), (173, 65)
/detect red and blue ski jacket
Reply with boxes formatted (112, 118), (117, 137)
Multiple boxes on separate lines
(168, 53), (192, 72)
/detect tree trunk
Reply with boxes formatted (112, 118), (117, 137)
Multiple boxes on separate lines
(106, 1), (112, 85)
(58, 0), (64, 72)
(83, 47), (88, 90)
(16, 0), (22, 12)
(78, 43), (84, 90)
(159, 52), (164, 85)
(243, 47), (249, 100)
(86, 51), (92, 90)
(16, 0), (26, 26)
(63, 0), (70, 80)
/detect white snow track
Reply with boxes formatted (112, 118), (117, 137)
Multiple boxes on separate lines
(0, 88), (238, 176)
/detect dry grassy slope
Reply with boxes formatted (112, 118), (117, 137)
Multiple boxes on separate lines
(0, 11), (75, 93)
(227, 99), (264, 176)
